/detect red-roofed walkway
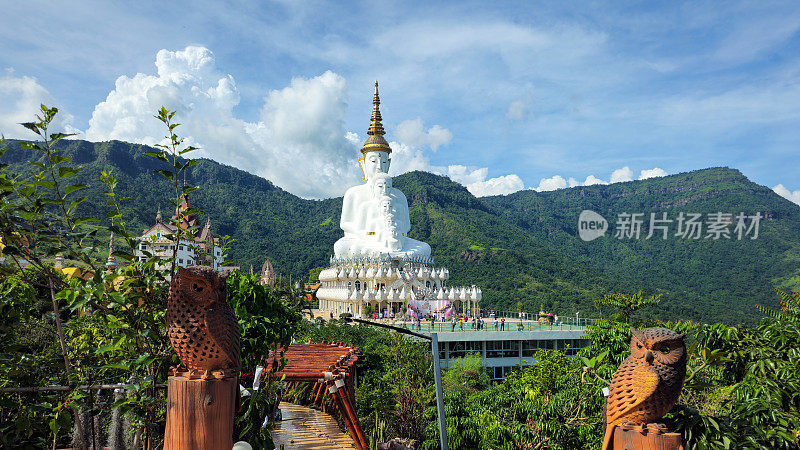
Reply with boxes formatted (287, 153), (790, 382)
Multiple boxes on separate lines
(268, 342), (367, 450)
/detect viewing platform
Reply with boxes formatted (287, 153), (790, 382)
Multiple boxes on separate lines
(325, 315), (593, 380)
(398, 320), (589, 335)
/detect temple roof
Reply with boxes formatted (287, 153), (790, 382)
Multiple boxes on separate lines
(198, 218), (212, 241)
(172, 192), (200, 229)
(361, 81), (392, 155)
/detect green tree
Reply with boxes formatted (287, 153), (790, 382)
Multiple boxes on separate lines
(0, 107), (306, 449)
(226, 270), (303, 447)
(595, 290), (662, 324)
(307, 266), (325, 283)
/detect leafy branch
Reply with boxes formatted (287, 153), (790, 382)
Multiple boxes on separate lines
(595, 290), (662, 324)
(147, 106), (200, 278)
(756, 289), (800, 323)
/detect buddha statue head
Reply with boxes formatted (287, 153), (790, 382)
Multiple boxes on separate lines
(371, 172), (392, 198)
(361, 150), (390, 180)
(380, 197), (393, 217)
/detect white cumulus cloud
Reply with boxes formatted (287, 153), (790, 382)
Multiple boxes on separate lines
(583, 174), (609, 186)
(465, 173), (524, 196)
(387, 120), (523, 197)
(447, 165), (489, 185)
(773, 184), (800, 206)
(536, 175), (568, 191)
(386, 140), (437, 176)
(445, 165), (524, 197)
(395, 118), (453, 151)
(386, 142), (525, 197)
(83, 45), (519, 199)
(537, 166), (669, 192)
(0, 70), (75, 139)
(610, 166), (634, 183)
(568, 175), (608, 187)
(85, 46), (249, 152)
(252, 70), (361, 196)
(84, 46), (361, 198)
(639, 167), (667, 180)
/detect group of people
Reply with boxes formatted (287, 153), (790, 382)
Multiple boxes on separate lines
(409, 315), (517, 331)
(369, 310), (396, 320)
(404, 309), (570, 332)
(447, 316), (508, 331)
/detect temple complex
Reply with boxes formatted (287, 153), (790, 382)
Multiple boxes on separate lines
(134, 192), (223, 272)
(316, 83), (481, 318)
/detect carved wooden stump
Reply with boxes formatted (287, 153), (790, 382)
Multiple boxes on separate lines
(164, 375), (236, 450)
(612, 426), (683, 450)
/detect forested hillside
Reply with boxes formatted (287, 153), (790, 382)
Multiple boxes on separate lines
(3, 138), (798, 324)
(483, 168), (800, 323)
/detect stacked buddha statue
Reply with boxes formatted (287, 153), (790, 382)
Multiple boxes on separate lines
(333, 82), (432, 260)
(317, 83), (480, 320)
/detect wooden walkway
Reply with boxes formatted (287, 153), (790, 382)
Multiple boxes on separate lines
(272, 402), (357, 450)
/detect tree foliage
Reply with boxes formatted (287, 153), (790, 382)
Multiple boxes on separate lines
(0, 107), (305, 449)
(595, 290), (662, 324)
(412, 288), (800, 450)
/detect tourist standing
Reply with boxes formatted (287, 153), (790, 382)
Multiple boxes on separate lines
(500, 317), (505, 331)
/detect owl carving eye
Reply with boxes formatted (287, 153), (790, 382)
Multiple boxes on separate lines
(192, 283), (203, 292)
(659, 345), (670, 354)
(636, 341), (643, 349)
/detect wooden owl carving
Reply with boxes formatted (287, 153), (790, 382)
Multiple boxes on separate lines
(602, 327), (686, 450)
(166, 266), (241, 379)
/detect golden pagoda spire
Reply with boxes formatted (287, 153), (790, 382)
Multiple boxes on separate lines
(368, 81), (385, 136)
(361, 81), (392, 154)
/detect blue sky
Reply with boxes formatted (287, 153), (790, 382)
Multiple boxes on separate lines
(1, 0), (799, 202)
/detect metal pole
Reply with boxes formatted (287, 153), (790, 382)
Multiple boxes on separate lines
(431, 332), (448, 450)
(343, 317), (449, 450)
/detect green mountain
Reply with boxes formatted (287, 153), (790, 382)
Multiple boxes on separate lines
(3, 139), (798, 324)
(483, 168), (800, 323)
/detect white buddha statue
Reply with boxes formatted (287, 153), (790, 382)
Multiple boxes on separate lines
(334, 82), (432, 259)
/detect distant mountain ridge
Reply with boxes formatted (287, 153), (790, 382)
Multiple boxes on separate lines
(3, 138), (798, 324)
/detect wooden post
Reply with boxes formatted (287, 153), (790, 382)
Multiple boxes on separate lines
(612, 427), (683, 450)
(164, 375), (237, 450)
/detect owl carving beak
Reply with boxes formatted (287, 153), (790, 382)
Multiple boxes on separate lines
(645, 350), (654, 365)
